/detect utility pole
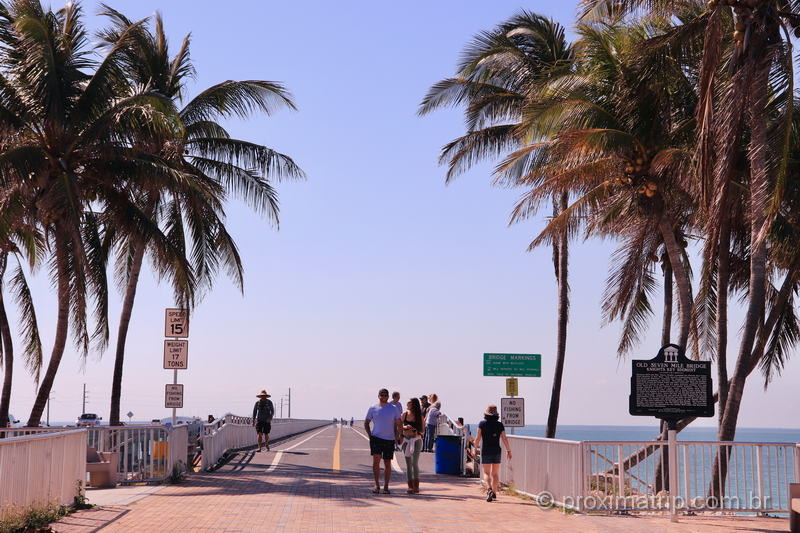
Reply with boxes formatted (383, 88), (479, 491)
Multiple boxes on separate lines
(46, 393), (53, 426)
(82, 383), (87, 414)
(280, 397), (284, 418)
(288, 387), (291, 419)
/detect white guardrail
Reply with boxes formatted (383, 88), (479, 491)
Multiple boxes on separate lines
(0, 424), (190, 485)
(0, 429), (86, 519)
(201, 416), (331, 470)
(501, 436), (800, 514)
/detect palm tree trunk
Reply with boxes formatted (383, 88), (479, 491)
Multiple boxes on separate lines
(661, 256), (672, 346)
(0, 254), (13, 429)
(546, 192), (569, 439)
(710, 52), (773, 501)
(657, 214), (691, 350)
(718, 58), (771, 443)
(27, 240), (69, 427)
(715, 218), (731, 424)
(109, 243), (146, 426)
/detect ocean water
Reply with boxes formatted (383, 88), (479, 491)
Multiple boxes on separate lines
(469, 424), (800, 443)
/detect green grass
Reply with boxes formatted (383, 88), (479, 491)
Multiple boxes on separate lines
(0, 504), (68, 533)
(0, 483), (94, 533)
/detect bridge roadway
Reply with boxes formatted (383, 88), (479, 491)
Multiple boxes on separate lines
(55, 424), (787, 533)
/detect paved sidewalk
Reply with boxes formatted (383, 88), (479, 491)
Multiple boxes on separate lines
(53, 425), (789, 533)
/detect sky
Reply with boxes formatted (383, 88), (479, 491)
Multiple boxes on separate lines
(5, 1), (799, 433)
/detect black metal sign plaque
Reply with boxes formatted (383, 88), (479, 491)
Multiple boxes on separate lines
(629, 343), (714, 419)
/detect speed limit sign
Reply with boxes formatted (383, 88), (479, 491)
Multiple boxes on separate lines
(165, 308), (189, 338)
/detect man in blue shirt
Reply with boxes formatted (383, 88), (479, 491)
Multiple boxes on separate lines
(365, 388), (401, 494)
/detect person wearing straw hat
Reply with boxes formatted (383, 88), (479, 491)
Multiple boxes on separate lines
(473, 404), (512, 502)
(253, 390), (275, 452)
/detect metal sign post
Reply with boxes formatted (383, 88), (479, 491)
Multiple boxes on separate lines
(504, 379), (519, 434)
(164, 309), (189, 427)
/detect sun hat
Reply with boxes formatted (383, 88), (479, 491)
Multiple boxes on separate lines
(484, 404), (498, 416)
(256, 390), (271, 398)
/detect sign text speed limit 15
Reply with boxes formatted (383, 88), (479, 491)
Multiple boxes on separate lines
(165, 308), (189, 338)
(165, 384), (184, 408)
(163, 340), (188, 369)
(501, 397), (525, 427)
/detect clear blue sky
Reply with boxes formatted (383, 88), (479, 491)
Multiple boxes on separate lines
(7, 1), (798, 431)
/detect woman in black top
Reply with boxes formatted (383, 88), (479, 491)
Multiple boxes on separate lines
(401, 398), (424, 494)
(474, 404), (512, 502)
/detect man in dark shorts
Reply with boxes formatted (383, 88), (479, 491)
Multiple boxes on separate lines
(253, 390), (275, 452)
(365, 388), (401, 494)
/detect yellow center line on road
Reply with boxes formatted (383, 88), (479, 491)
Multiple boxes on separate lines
(332, 425), (342, 471)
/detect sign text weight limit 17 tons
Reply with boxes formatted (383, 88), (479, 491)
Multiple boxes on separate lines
(163, 340), (188, 369)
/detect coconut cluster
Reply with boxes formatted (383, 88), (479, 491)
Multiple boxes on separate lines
(706, 0), (757, 47)
(615, 152), (658, 198)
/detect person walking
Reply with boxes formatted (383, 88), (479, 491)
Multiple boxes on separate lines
(365, 388), (401, 494)
(252, 390), (275, 452)
(423, 401), (440, 452)
(401, 398), (424, 494)
(473, 404), (512, 502)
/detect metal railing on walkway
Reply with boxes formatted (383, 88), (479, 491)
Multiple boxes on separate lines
(0, 429), (86, 519)
(1, 424), (190, 484)
(200, 415), (331, 470)
(501, 435), (800, 514)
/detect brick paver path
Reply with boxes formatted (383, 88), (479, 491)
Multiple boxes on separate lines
(54, 424), (788, 533)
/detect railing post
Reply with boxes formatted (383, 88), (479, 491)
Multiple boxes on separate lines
(682, 444), (690, 509)
(617, 444), (625, 505)
(523, 438), (528, 494)
(756, 445), (765, 512)
(577, 442), (586, 512)
(667, 421), (678, 522)
(794, 444), (800, 483)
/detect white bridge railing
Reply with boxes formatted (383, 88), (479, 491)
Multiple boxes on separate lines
(201, 416), (331, 470)
(0, 425), (190, 484)
(501, 435), (800, 514)
(0, 429), (86, 519)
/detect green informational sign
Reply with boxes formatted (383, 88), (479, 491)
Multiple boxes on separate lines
(483, 353), (541, 377)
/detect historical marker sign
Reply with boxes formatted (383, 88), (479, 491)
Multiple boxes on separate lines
(629, 344), (714, 419)
(163, 340), (188, 370)
(483, 353), (541, 377)
(505, 377), (518, 396)
(164, 308), (189, 338)
(501, 397), (525, 427)
(165, 384), (184, 408)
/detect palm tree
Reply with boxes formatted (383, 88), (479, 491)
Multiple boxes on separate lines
(0, 241), (42, 428)
(419, 12), (576, 438)
(97, 8), (304, 426)
(496, 17), (698, 351)
(578, 0), (800, 498)
(0, 0), (193, 427)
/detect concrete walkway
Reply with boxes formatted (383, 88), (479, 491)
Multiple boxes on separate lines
(54, 424), (789, 532)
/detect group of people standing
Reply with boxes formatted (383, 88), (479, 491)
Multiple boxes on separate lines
(365, 389), (512, 502)
(253, 386), (512, 503)
(364, 389), (441, 495)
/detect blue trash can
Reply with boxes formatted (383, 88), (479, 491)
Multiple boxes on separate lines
(434, 435), (461, 475)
